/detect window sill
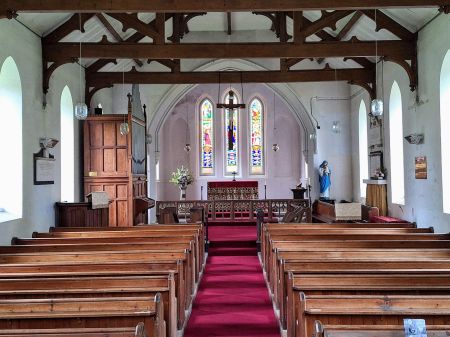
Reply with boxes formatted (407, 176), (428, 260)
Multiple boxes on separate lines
(0, 212), (20, 224)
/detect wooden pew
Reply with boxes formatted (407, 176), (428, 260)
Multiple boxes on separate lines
(286, 274), (450, 337)
(296, 294), (450, 337)
(0, 296), (165, 337)
(31, 228), (205, 273)
(314, 322), (450, 337)
(272, 250), (450, 320)
(47, 224), (206, 265)
(0, 276), (176, 337)
(0, 261), (186, 329)
(262, 233), (447, 267)
(0, 251), (194, 315)
(0, 324), (146, 337)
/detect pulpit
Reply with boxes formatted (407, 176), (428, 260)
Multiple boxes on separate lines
(364, 179), (388, 216)
(207, 181), (258, 200)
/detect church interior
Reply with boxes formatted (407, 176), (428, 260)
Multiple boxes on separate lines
(1, 2), (450, 337)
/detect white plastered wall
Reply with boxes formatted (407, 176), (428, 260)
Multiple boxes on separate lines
(350, 14), (450, 233)
(0, 19), (85, 244)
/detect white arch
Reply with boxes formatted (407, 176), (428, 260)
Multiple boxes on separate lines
(148, 59), (315, 152)
(440, 50), (450, 213)
(60, 85), (75, 202)
(0, 56), (22, 218)
(358, 100), (368, 198)
(389, 81), (405, 205)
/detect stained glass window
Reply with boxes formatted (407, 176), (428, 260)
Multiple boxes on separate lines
(200, 99), (214, 175)
(224, 92), (239, 175)
(249, 98), (264, 175)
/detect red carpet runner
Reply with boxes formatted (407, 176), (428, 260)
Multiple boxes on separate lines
(183, 225), (281, 337)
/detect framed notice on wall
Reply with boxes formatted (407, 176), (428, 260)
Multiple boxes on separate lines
(415, 156), (427, 179)
(34, 155), (55, 185)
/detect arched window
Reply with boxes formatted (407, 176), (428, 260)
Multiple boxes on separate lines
(199, 98), (214, 176)
(389, 81), (405, 205)
(60, 86), (75, 202)
(359, 100), (368, 198)
(440, 50), (450, 213)
(0, 57), (22, 221)
(249, 98), (264, 175)
(224, 91), (239, 175)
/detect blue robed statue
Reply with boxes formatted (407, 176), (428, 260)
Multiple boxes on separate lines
(319, 160), (331, 199)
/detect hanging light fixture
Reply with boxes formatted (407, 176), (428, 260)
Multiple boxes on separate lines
(272, 91), (279, 152)
(184, 94), (191, 152)
(371, 10), (384, 117)
(75, 13), (88, 120)
(119, 65), (129, 135)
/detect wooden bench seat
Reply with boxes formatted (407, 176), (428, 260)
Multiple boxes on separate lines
(314, 323), (450, 337)
(0, 325), (146, 337)
(31, 229), (205, 272)
(286, 274), (450, 337)
(0, 261), (186, 329)
(0, 250), (194, 298)
(272, 250), (450, 317)
(296, 294), (450, 337)
(0, 276), (176, 337)
(0, 296), (165, 337)
(263, 240), (450, 274)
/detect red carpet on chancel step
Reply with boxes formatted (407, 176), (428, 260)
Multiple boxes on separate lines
(183, 225), (281, 337)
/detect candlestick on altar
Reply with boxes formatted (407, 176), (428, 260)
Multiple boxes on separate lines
(201, 185), (204, 200)
(264, 184), (267, 199)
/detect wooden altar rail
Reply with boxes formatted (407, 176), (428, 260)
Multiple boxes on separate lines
(156, 199), (310, 222)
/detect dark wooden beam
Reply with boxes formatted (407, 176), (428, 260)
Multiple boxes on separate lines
(43, 40), (414, 60)
(86, 68), (374, 86)
(362, 9), (416, 40)
(154, 13), (165, 44)
(43, 13), (95, 43)
(95, 14), (143, 67)
(105, 13), (160, 40)
(227, 12), (232, 35)
(303, 10), (354, 37)
(287, 12), (375, 69)
(293, 11), (304, 44)
(336, 11), (363, 40)
(2, 1), (445, 13)
(147, 59), (180, 72)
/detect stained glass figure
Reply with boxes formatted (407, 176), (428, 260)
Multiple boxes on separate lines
(200, 99), (214, 175)
(250, 98), (264, 174)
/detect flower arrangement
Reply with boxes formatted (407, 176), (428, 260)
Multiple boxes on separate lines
(373, 167), (387, 180)
(170, 166), (194, 188)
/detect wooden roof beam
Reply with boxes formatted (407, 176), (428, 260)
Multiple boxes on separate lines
(44, 40), (414, 60)
(336, 11), (363, 40)
(86, 67), (374, 86)
(302, 10), (355, 38)
(43, 13), (95, 43)
(105, 13), (160, 40)
(95, 14), (143, 67)
(2, 0), (446, 13)
(362, 9), (416, 40)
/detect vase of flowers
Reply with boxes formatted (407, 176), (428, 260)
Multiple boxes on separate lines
(170, 166), (194, 200)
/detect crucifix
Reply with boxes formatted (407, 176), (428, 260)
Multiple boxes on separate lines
(217, 91), (246, 151)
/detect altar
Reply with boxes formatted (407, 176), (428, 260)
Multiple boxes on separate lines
(207, 181), (258, 200)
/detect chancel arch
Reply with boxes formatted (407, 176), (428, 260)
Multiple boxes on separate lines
(155, 82), (305, 201)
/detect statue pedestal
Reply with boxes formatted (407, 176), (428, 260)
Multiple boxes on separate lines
(291, 188), (307, 200)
